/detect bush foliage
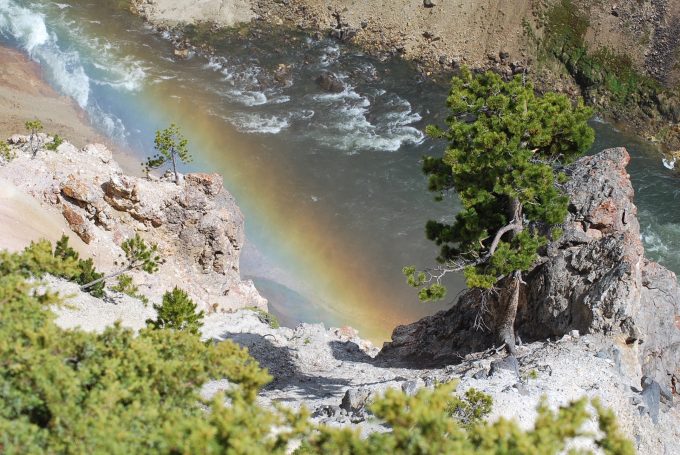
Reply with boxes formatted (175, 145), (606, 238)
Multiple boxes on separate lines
(1, 235), (105, 297)
(146, 286), (205, 335)
(0, 241), (634, 453)
(407, 69), (593, 299)
(110, 273), (149, 304)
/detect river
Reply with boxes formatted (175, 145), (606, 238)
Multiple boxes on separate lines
(1, 0), (678, 341)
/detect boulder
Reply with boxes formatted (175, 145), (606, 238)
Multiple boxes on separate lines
(340, 387), (372, 413)
(103, 174), (139, 211)
(315, 71), (345, 93)
(378, 148), (680, 394)
(62, 204), (94, 244)
(61, 175), (101, 205)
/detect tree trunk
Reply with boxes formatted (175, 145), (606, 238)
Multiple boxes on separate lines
(499, 270), (521, 356)
(80, 266), (131, 291)
(509, 197), (522, 227)
(171, 152), (178, 185)
(499, 196), (524, 355)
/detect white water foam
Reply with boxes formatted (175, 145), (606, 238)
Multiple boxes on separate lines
(204, 55), (287, 107)
(0, 0), (91, 107)
(229, 112), (290, 134)
(308, 76), (424, 152)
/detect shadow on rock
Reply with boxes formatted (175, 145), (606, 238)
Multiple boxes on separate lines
(219, 331), (351, 401)
(328, 340), (376, 364)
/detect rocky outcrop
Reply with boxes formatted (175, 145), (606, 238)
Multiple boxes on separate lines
(0, 136), (266, 313)
(379, 148), (680, 394)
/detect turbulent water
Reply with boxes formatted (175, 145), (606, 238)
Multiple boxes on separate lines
(1, 0), (678, 340)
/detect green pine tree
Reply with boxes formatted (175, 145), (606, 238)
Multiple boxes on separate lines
(143, 124), (193, 184)
(146, 287), (205, 335)
(53, 235), (104, 297)
(24, 119), (44, 157)
(80, 233), (160, 292)
(405, 68), (594, 354)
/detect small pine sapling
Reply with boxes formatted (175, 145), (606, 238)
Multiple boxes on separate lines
(54, 235), (104, 297)
(110, 274), (149, 304)
(146, 287), (205, 335)
(25, 119), (44, 156)
(81, 233), (160, 291)
(143, 124), (193, 184)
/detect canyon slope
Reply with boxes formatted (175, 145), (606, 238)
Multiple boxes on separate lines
(4, 136), (677, 453)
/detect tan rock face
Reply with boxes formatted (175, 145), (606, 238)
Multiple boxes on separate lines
(61, 174), (102, 205)
(0, 138), (267, 313)
(62, 204), (94, 244)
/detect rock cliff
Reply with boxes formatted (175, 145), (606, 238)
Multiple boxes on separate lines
(7, 137), (678, 452)
(379, 148), (680, 395)
(0, 134), (266, 312)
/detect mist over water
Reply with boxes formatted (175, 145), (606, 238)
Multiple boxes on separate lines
(2, 0), (678, 340)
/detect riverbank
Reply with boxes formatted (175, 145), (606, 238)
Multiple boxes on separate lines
(130, 0), (680, 159)
(0, 46), (141, 172)
(0, 45), (137, 253)
(0, 46), (104, 148)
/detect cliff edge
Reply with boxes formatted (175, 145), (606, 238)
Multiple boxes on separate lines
(379, 148), (680, 396)
(0, 134), (266, 313)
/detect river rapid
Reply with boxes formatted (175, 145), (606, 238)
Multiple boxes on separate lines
(1, 0), (678, 341)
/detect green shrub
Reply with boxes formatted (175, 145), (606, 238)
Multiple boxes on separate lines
(0, 244), (635, 454)
(247, 306), (281, 329)
(110, 273), (149, 304)
(445, 387), (493, 428)
(0, 141), (14, 162)
(301, 382), (634, 454)
(46, 134), (63, 151)
(0, 267), (291, 453)
(146, 286), (205, 335)
(53, 235), (104, 297)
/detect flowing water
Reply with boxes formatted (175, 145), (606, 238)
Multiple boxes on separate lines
(1, 0), (678, 341)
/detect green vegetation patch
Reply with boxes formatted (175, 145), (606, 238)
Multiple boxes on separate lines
(110, 273), (149, 304)
(246, 306), (281, 329)
(0, 239), (636, 453)
(535, 0), (662, 105)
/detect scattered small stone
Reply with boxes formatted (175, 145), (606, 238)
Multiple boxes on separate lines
(595, 349), (609, 359)
(401, 379), (424, 396)
(513, 382), (530, 396)
(473, 369), (488, 380)
(340, 387), (372, 413)
(489, 355), (520, 378)
(422, 376), (437, 388)
(640, 377), (661, 424)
